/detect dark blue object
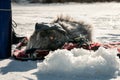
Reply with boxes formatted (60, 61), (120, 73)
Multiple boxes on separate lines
(0, 0), (11, 59)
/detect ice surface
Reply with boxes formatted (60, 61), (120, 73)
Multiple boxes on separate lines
(12, 2), (120, 42)
(0, 2), (120, 80)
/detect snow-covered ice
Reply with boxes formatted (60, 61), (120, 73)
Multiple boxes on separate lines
(0, 2), (120, 80)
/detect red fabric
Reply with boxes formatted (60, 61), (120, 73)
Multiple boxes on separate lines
(13, 38), (120, 60)
(118, 48), (120, 53)
(13, 49), (28, 58)
(102, 42), (120, 53)
(35, 50), (49, 56)
(82, 42), (101, 50)
(62, 42), (120, 52)
(62, 43), (78, 50)
(62, 42), (101, 51)
(16, 37), (28, 49)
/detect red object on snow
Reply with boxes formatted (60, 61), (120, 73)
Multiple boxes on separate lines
(16, 37), (28, 49)
(117, 48), (120, 53)
(13, 49), (49, 60)
(82, 42), (101, 50)
(62, 43), (78, 50)
(12, 37), (120, 61)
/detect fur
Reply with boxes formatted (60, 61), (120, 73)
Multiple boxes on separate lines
(52, 15), (93, 41)
(26, 16), (93, 50)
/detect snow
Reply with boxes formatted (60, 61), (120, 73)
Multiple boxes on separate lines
(37, 48), (120, 80)
(0, 2), (120, 80)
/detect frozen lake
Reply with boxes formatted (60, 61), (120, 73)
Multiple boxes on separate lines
(12, 2), (120, 42)
(0, 2), (120, 80)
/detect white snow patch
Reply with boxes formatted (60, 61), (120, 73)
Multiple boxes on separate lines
(36, 47), (120, 80)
